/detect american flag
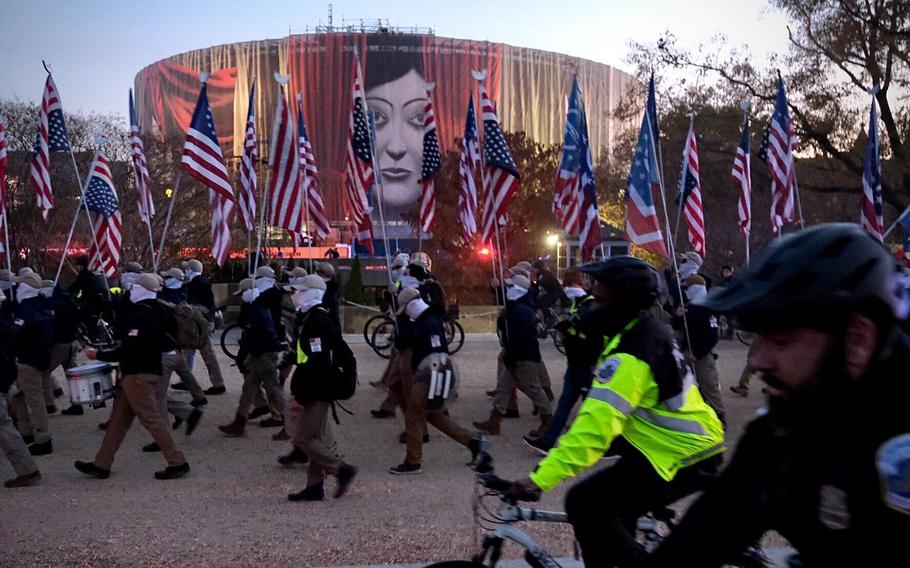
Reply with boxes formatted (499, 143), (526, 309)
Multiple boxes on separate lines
(768, 75), (797, 232)
(624, 76), (668, 257)
(418, 90), (442, 234)
(344, 60), (375, 255)
(29, 74), (69, 222)
(457, 94), (480, 241)
(84, 151), (122, 278)
(678, 122), (705, 256)
(477, 79), (520, 246)
(182, 81), (235, 266)
(575, 101), (602, 261)
(267, 86), (303, 240)
(900, 211), (910, 261)
(237, 84), (257, 233)
(553, 77), (584, 236)
(0, 116), (8, 255)
(860, 96), (884, 240)
(732, 114), (752, 237)
(128, 90), (154, 228)
(297, 94), (330, 240)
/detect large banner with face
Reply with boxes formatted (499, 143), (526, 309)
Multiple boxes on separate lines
(135, 33), (635, 240)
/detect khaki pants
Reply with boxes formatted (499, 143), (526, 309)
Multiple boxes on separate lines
(501, 353), (552, 412)
(377, 349), (412, 414)
(493, 358), (551, 416)
(0, 392), (39, 477)
(163, 350), (206, 402)
(736, 343), (759, 391)
(43, 341), (77, 404)
(402, 373), (471, 465)
(95, 373), (186, 469)
(689, 351), (726, 425)
(237, 352), (283, 420)
(286, 399), (341, 486)
(14, 363), (51, 443)
(190, 327), (224, 388)
(153, 365), (194, 422)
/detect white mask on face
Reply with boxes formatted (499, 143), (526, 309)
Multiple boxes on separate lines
(564, 286), (587, 300)
(120, 273), (139, 290)
(129, 284), (156, 303)
(292, 288), (325, 312)
(685, 284), (708, 303)
(165, 278), (183, 290)
(400, 275), (420, 290)
(38, 287), (54, 298)
(506, 285), (528, 301)
(390, 267), (405, 284)
(16, 283), (39, 303)
(241, 288), (261, 304)
(255, 277), (275, 292)
(184, 270), (201, 282)
(404, 298), (430, 321)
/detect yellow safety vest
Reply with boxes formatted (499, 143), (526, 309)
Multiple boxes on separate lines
(530, 318), (724, 492)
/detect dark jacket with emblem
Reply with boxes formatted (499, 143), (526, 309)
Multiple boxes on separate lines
(185, 273), (215, 316)
(50, 287), (81, 345)
(651, 328), (910, 568)
(11, 296), (54, 371)
(96, 298), (175, 375)
(290, 306), (343, 403)
(672, 303), (718, 360)
(410, 307), (448, 372)
(498, 293), (541, 365)
(236, 297), (283, 361)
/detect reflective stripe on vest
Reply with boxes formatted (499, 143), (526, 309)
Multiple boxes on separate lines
(587, 386), (633, 416)
(634, 408), (707, 435)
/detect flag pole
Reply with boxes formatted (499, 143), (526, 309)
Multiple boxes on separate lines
(673, 114), (694, 250)
(53, 201), (81, 286)
(145, 207), (157, 272)
(793, 176), (805, 229)
(3, 206), (11, 274)
(298, 93), (315, 274)
(884, 207), (910, 239)
(741, 102), (752, 266)
(367, 109), (394, 286)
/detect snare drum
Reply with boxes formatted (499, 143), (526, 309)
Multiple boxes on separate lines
(66, 362), (118, 405)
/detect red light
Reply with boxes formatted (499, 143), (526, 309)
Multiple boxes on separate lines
(479, 247), (490, 256)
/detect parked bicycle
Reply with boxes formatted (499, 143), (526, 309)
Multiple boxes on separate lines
(366, 303), (465, 359)
(424, 451), (777, 568)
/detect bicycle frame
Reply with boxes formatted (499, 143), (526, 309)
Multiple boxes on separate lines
(474, 499), (568, 568)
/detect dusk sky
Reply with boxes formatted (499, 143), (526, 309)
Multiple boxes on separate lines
(0, 0), (792, 119)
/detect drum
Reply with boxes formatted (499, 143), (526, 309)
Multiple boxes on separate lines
(66, 362), (117, 405)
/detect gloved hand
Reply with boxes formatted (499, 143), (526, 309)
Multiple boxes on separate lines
(508, 476), (541, 500)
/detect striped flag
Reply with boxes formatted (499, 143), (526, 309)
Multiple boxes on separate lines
(732, 114), (752, 237)
(344, 60), (375, 255)
(678, 122), (705, 256)
(297, 94), (330, 240)
(575, 100), (602, 261)
(860, 95), (884, 240)
(624, 76), (668, 257)
(418, 89), (442, 234)
(30, 73), (69, 222)
(237, 84), (257, 233)
(477, 78), (520, 246)
(182, 80), (235, 266)
(83, 151), (122, 278)
(553, 77), (584, 236)
(768, 75), (797, 232)
(128, 90), (154, 228)
(267, 86), (303, 240)
(457, 94), (480, 241)
(0, 116), (8, 255)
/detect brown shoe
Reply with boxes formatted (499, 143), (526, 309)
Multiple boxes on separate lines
(4, 470), (41, 488)
(473, 410), (504, 435)
(730, 385), (749, 397)
(218, 414), (247, 437)
(528, 414), (553, 438)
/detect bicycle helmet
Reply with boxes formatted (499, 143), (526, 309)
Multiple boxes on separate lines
(580, 256), (659, 308)
(700, 223), (907, 330)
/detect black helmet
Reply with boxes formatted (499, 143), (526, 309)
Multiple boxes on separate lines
(701, 223), (907, 330)
(580, 256), (659, 308)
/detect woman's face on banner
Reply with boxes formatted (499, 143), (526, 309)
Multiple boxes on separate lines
(366, 69), (427, 210)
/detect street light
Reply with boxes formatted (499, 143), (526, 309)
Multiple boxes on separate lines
(546, 233), (561, 279)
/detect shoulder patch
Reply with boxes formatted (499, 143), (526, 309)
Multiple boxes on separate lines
(877, 434), (910, 516)
(596, 356), (622, 384)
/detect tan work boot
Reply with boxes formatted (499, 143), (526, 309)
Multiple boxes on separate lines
(473, 410), (504, 435)
(528, 414), (553, 438)
(218, 414), (247, 437)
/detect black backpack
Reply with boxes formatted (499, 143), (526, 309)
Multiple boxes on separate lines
(329, 338), (357, 401)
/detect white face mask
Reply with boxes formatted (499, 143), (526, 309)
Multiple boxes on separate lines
(165, 278), (183, 290)
(400, 275), (420, 290)
(120, 273), (139, 290)
(404, 298), (430, 321)
(130, 284), (156, 303)
(506, 285), (528, 301)
(38, 287), (54, 298)
(16, 283), (39, 303)
(292, 288), (325, 312)
(390, 267), (405, 283)
(241, 288), (261, 304)
(255, 277), (275, 292)
(185, 270), (201, 282)
(685, 284), (708, 303)
(564, 286), (587, 300)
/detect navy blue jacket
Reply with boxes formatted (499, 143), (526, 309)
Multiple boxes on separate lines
(11, 296), (53, 370)
(410, 308), (448, 371)
(498, 293), (541, 365)
(97, 299), (175, 376)
(185, 274), (215, 315)
(237, 298), (282, 359)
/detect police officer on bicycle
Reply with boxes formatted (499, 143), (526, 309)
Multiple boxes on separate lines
(508, 256), (725, 567)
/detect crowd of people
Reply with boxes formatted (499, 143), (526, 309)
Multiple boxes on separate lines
(2, 223), (909, 567)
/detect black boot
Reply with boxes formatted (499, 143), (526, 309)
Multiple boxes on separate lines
(75, 460), (110, 479)
(154, 462), (190, 480)
(277, 447), (309, 467)
(28, 440), (53, 456)
(288, 482), (325, 502)
(62, 405), (84, 416)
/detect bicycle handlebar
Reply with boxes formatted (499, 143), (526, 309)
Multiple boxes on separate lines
(473, 451), (542, 503)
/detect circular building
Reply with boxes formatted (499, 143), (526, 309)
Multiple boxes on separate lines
(134, 30), (636, 236)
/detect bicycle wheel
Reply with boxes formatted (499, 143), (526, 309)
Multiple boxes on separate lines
(736, 330), (755, 346)
(363, 313), (389, 347)
(553, 330), (566, 355)
(220, 324), (243, 361)
(370, 318), (396, 359)
(445, 320), (465, 355)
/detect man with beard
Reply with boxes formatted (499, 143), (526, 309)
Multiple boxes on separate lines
(649, 224), (910, 568)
